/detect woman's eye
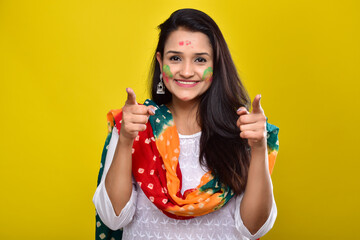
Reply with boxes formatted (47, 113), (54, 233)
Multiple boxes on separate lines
(170, 56), (181, 61)
(195, 57), (207, 63)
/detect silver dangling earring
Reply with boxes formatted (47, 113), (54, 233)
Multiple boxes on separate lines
(157, 73), (165, 94)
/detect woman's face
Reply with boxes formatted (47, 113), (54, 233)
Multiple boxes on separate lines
(156, 27), (213, 103)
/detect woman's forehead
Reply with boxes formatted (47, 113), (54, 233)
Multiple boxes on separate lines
(164, 28), (212, 53)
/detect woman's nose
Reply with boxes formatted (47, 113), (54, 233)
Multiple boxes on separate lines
(179, 61), (194, 78)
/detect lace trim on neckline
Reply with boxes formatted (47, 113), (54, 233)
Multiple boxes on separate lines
(178, 131), (202, 139)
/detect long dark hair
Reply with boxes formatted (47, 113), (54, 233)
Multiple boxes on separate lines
(150, 9), (251, 195)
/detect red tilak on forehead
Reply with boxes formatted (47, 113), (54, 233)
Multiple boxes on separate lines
(178, 40), (191, 46)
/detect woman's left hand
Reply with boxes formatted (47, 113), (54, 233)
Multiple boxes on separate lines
(236, 94), (267, 150)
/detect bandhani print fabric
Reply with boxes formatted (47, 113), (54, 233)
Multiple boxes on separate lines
(95, 99), (279, 240)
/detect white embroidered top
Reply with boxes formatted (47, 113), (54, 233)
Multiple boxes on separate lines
(93, 128), (277, 240)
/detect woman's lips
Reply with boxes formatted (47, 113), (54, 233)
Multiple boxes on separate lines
(174, 79), (201, 88)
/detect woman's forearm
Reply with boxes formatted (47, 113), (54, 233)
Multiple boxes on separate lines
(105, 134), (134, 216)
(240, 145), (273, 234)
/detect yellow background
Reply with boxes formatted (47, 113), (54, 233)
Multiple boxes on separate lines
(1, 0), (359, 239)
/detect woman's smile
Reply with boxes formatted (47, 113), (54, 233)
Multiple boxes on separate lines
(174, 79), (201, 87)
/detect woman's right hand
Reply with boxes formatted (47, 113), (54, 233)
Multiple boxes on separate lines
(119, 88), (156, 142)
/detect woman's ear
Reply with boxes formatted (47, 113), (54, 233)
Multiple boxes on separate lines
(156, 52), (163, 72)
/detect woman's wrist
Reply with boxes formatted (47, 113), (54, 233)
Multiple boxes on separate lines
(250, 139), (267, 152)
(250, 142), (268, 163)
(119, 132), (135, 147)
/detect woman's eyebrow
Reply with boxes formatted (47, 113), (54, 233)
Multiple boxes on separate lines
(165, 50), (210, 56)
(194, 52), (210, 56)
(165, 50), (182, 55)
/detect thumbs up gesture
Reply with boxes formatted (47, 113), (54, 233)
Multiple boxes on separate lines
(120, 88), (156, 141)
(236, 94), (267, 149)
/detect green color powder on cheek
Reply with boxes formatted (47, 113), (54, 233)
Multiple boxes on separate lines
(162, 65), (173, 82)
(202, 67), (213, 82)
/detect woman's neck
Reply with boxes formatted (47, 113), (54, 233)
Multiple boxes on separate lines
(167, 98), (201, 135)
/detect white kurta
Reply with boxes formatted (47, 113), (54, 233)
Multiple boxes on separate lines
(93, 128), (277, 240)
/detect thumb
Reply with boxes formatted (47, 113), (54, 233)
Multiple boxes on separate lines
(125, 88), (137, 105)
(251, 94), (262, 113)
(147, 106), (157, 116)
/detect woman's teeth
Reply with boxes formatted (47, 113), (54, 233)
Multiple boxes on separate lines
(176, 80), (198, 84)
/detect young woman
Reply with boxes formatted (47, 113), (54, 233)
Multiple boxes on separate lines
(93, 8), (279, 240)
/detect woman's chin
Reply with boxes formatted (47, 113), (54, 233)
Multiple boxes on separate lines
(177, 95), (201, 103)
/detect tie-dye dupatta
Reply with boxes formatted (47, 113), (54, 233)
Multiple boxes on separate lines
(95, 99), (279, 240)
